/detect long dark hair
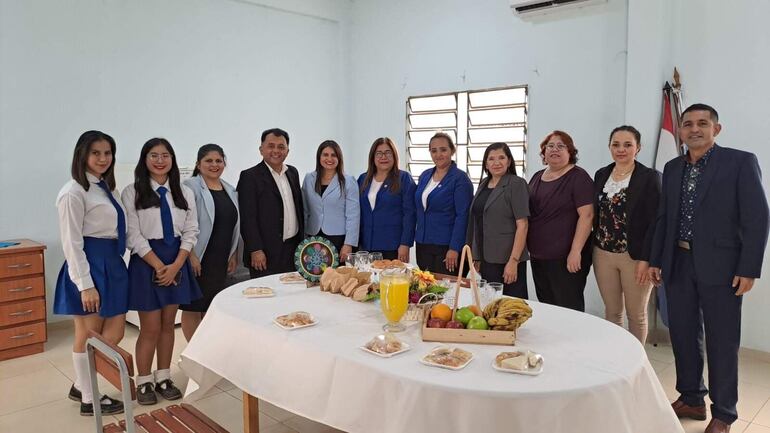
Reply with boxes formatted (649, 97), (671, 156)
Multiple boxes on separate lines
(361, 137), (401, 194)
(192, 143), (226, 176)
(481, 142), (518, 181)
(314, 140), (347, 195)
(133, 138), (189, 210)
(71, 130), (117, 191)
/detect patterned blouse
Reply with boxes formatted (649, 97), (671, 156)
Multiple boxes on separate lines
(595, 175), (630, 253)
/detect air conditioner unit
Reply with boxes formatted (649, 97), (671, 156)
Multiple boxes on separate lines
(509, 0), (608, 18)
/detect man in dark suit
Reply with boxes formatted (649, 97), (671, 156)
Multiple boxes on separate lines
(649, 104), (769, 433)
(237, 128), (304, 278)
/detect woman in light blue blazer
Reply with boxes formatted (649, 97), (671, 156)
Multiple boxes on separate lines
(358, 137), (416, 262)
(302, 140), (360, 260)
(180, 144), (239, 341)
(414, 132), (473, 275)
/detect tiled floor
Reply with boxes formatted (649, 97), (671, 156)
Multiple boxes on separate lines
(1, 323), (769, 433)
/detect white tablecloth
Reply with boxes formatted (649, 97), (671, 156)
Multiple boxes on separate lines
(180, 274), (683, 433)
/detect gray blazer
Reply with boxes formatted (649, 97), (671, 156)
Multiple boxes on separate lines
(184, 175), (240, 261)
(466, 173), (530, 264)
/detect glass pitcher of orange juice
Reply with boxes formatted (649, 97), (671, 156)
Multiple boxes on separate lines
(380, 268), (410, 332)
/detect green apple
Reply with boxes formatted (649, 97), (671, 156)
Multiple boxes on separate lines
(467, 316), (489, 330)
(455, 307), (476, 326)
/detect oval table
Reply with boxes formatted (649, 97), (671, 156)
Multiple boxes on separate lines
(180, 274), (683, 433)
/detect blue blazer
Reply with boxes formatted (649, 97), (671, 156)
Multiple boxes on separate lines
(650, 145), (769, 284)
(183, 175), (240, 261)
(357, 170), (416, 251)
(302, 172), (360, 246)
(414, 163), (473, 252)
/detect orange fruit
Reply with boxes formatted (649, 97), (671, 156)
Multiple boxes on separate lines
(468, 305), (482, 316)
(431, 304), (452, 322)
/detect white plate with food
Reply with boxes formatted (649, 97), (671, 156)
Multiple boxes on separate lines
(273, 311), (317, 330)
(419, 346), (474, 370)
(492, 350), (544, 376)
(359, 334), (411, 358)
(279, 272), (307, 284)
(242, 286), (275, 298)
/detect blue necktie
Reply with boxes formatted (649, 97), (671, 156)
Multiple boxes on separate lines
(156, 186), (175, 245)
(96, 180), (126, 254)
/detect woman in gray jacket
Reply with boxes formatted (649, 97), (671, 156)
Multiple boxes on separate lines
(466, 142), (530, 298)
(180, 144), (239, 340)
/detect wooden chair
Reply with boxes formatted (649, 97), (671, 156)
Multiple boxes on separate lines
(85, 330), (230, 433)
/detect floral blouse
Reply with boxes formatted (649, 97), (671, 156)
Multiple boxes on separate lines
(595, 176), (630, 253)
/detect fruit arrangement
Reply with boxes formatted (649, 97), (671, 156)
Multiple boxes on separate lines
(319, 267), (377, 301)
(409, 269), (449, 304)
(426, 304), (488, 329)
(482, 298), (532, 331)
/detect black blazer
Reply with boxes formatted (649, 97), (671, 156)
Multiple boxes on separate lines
(650, 145), (769, 284)
(237, 161), (304, 265)
(593, 161), (661, 261)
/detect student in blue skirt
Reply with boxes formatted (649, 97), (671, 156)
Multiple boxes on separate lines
(121, 138), (201, 405)
(54, 130), (127, 416)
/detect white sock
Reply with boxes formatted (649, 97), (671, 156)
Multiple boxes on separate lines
(136, 374), (154, 387)
(72, 352), (94, 404)
(154, 368), (171, 383)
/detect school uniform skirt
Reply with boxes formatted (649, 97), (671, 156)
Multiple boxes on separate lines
(54, 237), (129, 318)
(128, 237), (202, 311)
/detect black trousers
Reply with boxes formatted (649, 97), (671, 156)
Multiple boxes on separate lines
(480, 260), (528, 299)
(315, 230), (345, 257)
(370, 250), (398, 260)
(248, 235), (301, 279)
(667, 248), (741, 424)
(530, 253), (591, 312)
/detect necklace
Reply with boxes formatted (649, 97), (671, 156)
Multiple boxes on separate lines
(612, 166), (634, 177)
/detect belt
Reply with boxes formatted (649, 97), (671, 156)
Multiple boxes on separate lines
(677, 240), (692, 250)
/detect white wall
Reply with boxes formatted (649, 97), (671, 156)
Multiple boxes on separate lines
(0, 0), (349, 320)
(668, 0), (770, 352)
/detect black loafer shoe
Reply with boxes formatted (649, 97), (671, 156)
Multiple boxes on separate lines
(156, 379), (182, 400)
(68, 384), (81, 402)
(80, 395), (124, 416)
(137, 382), (157, 406)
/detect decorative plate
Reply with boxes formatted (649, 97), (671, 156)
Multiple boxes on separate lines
(294, 236), (339, 282)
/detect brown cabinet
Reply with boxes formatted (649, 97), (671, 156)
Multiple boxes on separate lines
(0, 239), (47, 361)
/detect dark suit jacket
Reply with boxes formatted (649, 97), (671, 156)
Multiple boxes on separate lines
(236, 161), (304, 267)
(593, 161), (661, 261)
(650, 145), (769, 284)
(466, 173), (531, 264)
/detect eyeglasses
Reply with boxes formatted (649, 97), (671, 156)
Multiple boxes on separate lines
(148, 153), (171, 161)
(545, 143), (568, 151)
(375, 150), (393, 159)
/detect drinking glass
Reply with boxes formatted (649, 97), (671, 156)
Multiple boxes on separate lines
(355, 251), (371, 271)
(379, 268), (410, 332)
(369, 252), (383, 264)
(486, 282), (504, 307)
(344, 253), (356, 268)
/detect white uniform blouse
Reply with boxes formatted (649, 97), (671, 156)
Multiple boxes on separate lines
(121, 179), (199, 258)
(56, 172), (125, 292)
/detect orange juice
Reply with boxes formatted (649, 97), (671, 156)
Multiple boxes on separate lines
(380, 280), (409, 323)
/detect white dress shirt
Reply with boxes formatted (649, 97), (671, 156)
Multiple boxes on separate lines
(422, 178), (440, 209)
(56, 172), (125, 292)
(368, 179), (383, 210)
(121, 179), (199, 258)
(268, 164), (299, 240)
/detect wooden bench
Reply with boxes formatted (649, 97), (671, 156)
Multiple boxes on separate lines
(85, 330), (233, 433)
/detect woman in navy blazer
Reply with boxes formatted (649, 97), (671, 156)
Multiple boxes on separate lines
(358, 137), (416, 262)
(414, 132), (473, 274)
(302, 140), (360, 260)
(180, 144), (239, 342)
